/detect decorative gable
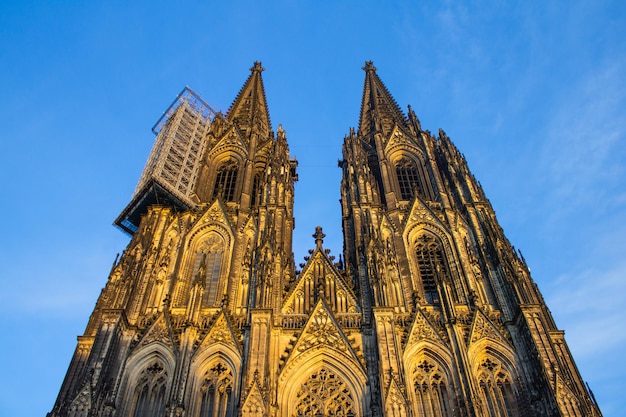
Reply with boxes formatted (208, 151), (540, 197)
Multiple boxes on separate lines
(282, 249), (358, 315)
(135, 314), (175, 350)
(196, 311), (242, 353)
(280, 300), (364, 375)
(295, 301), (350, 352)
(207, 125), (249, 160)
(405, 193), (446, 228)
(384, 376), (409, 417)
(468, 309), (508, 346)
(68, 382), (91, 416)
(404, 308), (446, 349)
(240, 377), (266, 417)
(385, 125), (421, 155)
(186, 199), (234, 248)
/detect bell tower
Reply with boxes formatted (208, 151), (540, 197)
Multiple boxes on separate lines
(339, 61), (602, 417)
(50, 62), (601, 417)
(49, 62), (299, 417)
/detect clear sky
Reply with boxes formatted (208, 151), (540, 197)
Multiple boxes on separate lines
(1, 1), (624, 416)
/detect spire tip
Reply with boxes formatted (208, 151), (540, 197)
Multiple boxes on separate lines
(313, 226), (326, 249)
(251, 61), (265, 72)
(362, 61), (376, 72)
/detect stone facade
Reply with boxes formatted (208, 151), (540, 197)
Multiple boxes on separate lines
(49, 62), (602, 417)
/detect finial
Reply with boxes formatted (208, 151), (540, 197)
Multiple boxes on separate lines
(313, 226), (326, 250)
(362, 61), (376, 72)
(250, 61), (265, 72)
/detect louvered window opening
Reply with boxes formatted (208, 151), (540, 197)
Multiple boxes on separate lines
(396, 158), (421, 200)
(215, 161), (238, 202)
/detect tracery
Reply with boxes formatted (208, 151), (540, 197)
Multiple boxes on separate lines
(476, 358), (518, 417)
(293, 367), (356, 417)
(198, 362), (234, 417)
(214, 159), (239, 202)
(415, 235), (445, 305)
(396, 157), (422, 200)
(129, 361), (169, 417)
(412, 359), (453, 417)
(191, 234), (226, 307)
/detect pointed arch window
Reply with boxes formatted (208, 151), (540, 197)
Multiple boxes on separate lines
(192, 235), (226, 307)
(251, 171), (262, 207)
(130, 361), (168, 417)
(214, 160), (239, 202)
(293, 367), (356, 417)
(413, 359), (452, 417)
(477, 358), (518, 417)
(415, 236), (445, 305)
(396, 158), (421, 200)
(198, 362), (233, 417)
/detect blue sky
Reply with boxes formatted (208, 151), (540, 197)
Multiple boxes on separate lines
(1, 1), (624, 416)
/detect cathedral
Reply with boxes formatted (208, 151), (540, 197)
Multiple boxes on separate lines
(49, 62), (602, 417)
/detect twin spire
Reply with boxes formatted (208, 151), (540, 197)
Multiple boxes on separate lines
(227, 60), (406, 139)
(226, 61), (272, 138)
(359, 60), (408, 138)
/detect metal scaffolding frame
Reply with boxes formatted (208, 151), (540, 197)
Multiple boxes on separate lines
(115, 87), (217, 234)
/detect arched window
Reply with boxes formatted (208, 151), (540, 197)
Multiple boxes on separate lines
(198, 362), (233, 417)
(214, 160), (239, 202)
(192, 235), (226, 307)
(251, 171), (262, 207)
(413, 359), (452, 417)
(396, 158), (421, 200)
(293, 367), (356, 417)
(129, 361), (168, 417)
(476, 358), (518, 417)
(415, 235), (445, 305)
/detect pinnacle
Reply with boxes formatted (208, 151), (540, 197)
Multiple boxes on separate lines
(362, 60), (376, 72)
(250, 61), (265, 73)
(358, 62), (407, 137)
(313, 226), (326, 250)
(226, 62), (272, 136)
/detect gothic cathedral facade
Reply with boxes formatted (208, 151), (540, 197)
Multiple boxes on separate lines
(49, 62), (602, 417)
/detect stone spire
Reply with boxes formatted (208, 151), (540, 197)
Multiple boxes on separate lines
(358, 61), (408, 138)
(226, 61), (272, 138)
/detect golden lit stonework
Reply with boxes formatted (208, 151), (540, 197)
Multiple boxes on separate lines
(49, 63), (601, 417)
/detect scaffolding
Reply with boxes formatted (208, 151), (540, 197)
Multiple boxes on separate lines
(115, 87), (217, 234)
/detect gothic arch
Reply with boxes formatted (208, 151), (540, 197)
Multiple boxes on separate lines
(206, 130), (248, 164)
(187, 348), (242, 417)
(404, 225), (468, 305)
(251, 164), (265, 207)
(403, 344), (458, 417)
(186, 213), (234, 249)
(384, 127), (425, 167)
(173, 224), (234, 309)
(386, 142), (424, 163)
(204, 146), (246, 203)
(278, 354), (367, 417)
(468, 341), (521, 417)
(467, 339), (518, 373)
(387, 148), (433, 201)
(118, 345), (175, 417)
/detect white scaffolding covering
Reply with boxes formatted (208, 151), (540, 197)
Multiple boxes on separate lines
(115, 87), (217, 234)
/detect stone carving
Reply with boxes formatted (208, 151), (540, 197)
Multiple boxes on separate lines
(469, 310), (506, 345)
(406, 310), (441, 347)
(292, 367), (356, 417)
(139, 315), (173, 348)
(297, 304), (348, 353)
